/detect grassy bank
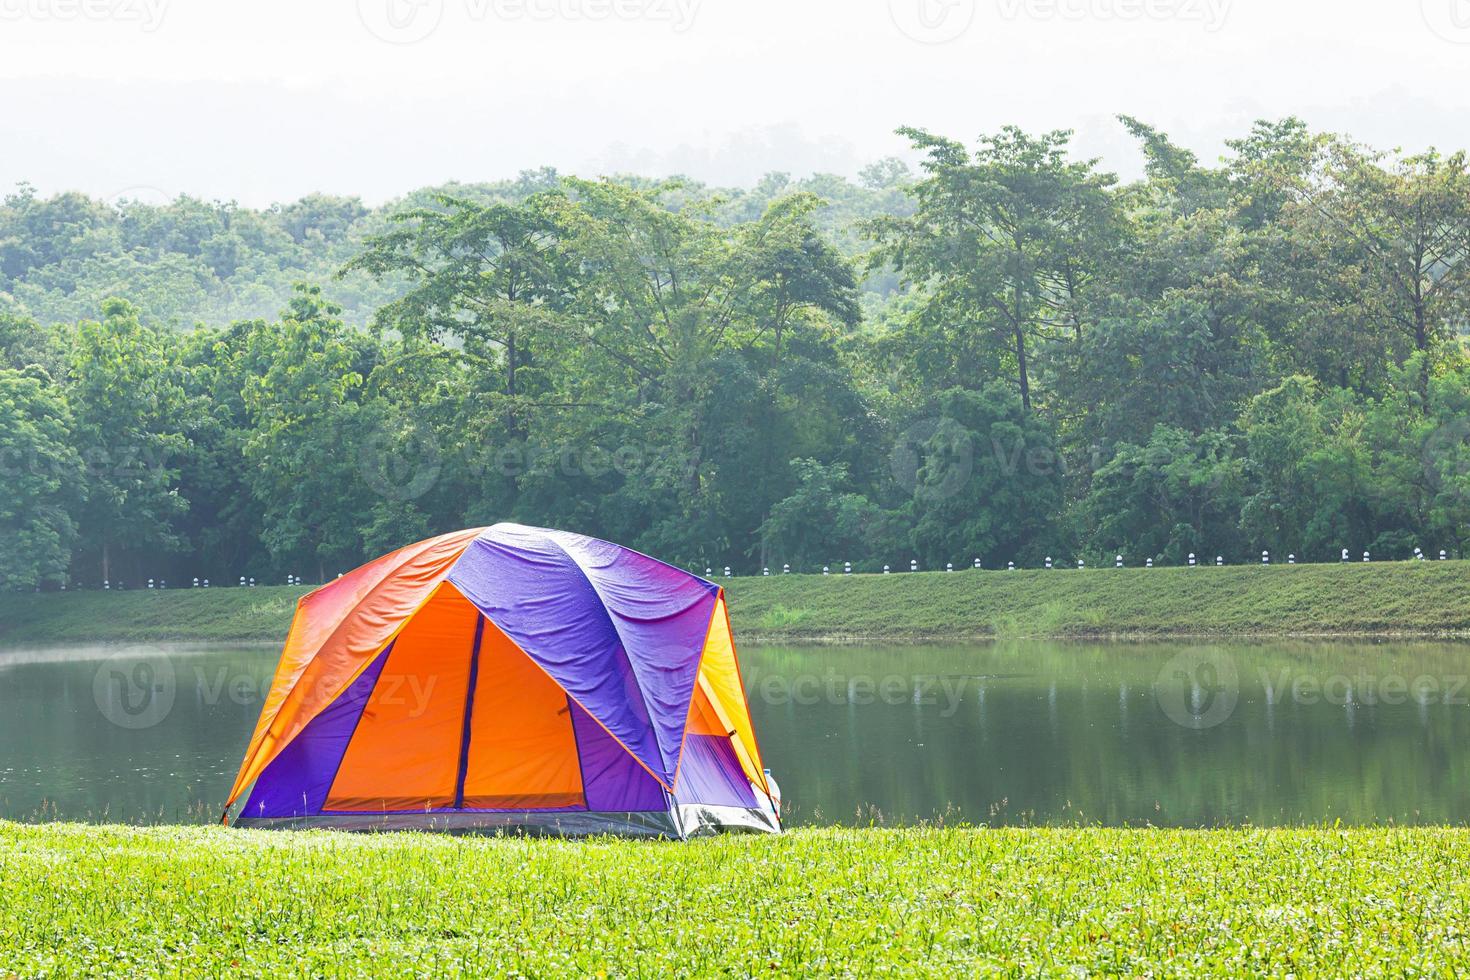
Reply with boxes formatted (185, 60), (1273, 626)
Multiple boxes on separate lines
(4, 561), (1470, 646)
(2, 823), (1467, 975)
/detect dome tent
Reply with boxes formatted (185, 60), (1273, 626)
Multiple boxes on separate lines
(223, 524), (779, 838)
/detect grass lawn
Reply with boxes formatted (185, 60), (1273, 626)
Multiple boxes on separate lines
(3, 822), (1468, 976)
(5, 561), (1470, 645)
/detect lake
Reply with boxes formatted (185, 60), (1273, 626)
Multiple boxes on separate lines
(3, 640), (1469, 826)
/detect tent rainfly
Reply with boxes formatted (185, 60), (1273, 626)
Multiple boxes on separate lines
(223, 524), (780, 838)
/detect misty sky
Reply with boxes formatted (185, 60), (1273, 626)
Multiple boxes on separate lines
(2, 0), (1468, 206)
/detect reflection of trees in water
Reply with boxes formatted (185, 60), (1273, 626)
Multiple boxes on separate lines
(745, 640), (1470, 827)
(0, 647), (275, 823)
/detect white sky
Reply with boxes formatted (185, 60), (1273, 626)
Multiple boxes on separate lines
(2, 0), (1468, 206)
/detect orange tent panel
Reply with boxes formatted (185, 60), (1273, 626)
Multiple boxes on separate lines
(461, 618), (585, 809)
(325, 583), (480, 811)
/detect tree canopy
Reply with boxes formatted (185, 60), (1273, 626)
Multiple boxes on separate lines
(6, 117), (1470, 589)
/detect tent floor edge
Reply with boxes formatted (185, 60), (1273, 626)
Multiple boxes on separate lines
(231, 805), (780, 838)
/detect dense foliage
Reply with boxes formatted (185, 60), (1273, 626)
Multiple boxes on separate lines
(4, 116), (1470, 589)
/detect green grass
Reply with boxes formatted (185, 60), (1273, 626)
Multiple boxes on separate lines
(5, 561), (1470, 645)
(2, 822), (1468, 976)
(728, 562), (1470, 641)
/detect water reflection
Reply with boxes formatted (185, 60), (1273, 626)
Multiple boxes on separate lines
(741, 640), (1470, 827)
(2, 639), (1469, 826)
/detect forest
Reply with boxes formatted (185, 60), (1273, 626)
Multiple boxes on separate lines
(3, 116), (1470, 588)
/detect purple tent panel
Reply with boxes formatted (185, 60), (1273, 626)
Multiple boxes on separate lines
(447, 524), (718, 787)
(241, 644), (393, 820)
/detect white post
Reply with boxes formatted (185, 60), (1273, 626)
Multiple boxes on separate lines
(1044, 556), (1053, 569)
(1262, 551), (1269, 565)
(1115, 555), (1123, 568)
(1188, 553), (1196, 567)
(1145, 558), (1153, 568)
(1006, 561), (1015, 571)
(883, 565), (891, 574)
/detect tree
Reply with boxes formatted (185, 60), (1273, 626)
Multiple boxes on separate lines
(757, 459), (898, 571)
(0, 368), (83, 588)
(867, 126), (1122, 410)
(899, 384), (1065, 567)
(345, 191), (575, 406)
(66, 299), (189, 582)
(1082, 426), (1244, 563)
(240, 286), (374, 577)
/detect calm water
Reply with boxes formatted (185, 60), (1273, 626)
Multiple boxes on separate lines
(3, 640), (1470, 826)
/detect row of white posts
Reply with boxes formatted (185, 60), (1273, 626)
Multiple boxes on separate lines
(702, 548), (1453, 577)
(83, 574), (308, 591)
(36, 546), (1459, 591)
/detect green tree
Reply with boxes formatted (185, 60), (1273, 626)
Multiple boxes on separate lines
(66, 299), (188, 582)
(867, 126), (1122, 410)
(240, 286), (374, 578)
(0, 368), (83, 588)
(1082, 426), (1244, 564)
